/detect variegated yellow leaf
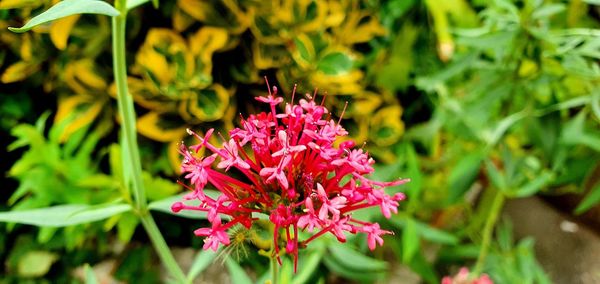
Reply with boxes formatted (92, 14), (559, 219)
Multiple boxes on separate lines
(173, 7), (194, 32)
(0, 0), (42, 9)
(136, 29), (191, 85)
(176, 0), (212, 22)
(179, 84), (230, 122)
(351, 92), (382, 116)
(298, 0), (327, 32)
(64, 59), (107, 94)
(325, 1), (345, 27)
(137, 112), (186, 142)
(291, 33), (316, 68)
(189, 27), (228, 74)
(370, 105), (405, 146)
(124, 77), (178, 111)
(49, 14), (80, 50)
(252, 42), (289, 69)
(309, 69), (364, 95)
(1, 61), (39, 83)
(55, 94), (105, 142)
(20, 33), (32, 61)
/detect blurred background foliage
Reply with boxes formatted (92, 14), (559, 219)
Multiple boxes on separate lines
(1, 0), (599, 283)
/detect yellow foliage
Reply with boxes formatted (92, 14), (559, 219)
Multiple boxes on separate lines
(137, 112), (186, 142)
(54, 94), (106, 142)
(1, 61), (39, 83)
(64, 59), (107, 95)
(50, 15), (80, 50)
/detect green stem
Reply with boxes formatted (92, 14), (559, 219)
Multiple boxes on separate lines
(140, 215), (187, 283)
(271, 256), (279, 284)
(111, 1), (185, 282)
(112, 2), (146, 210)
(473, 190), (505, 276)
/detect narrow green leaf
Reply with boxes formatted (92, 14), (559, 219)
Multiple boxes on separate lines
(9, 0), (119, 33)
(390, 216), (458, 245)
(575, 182), (600, 214)
(225, 258), (253, 284)
(485, 160), (507, 190)
(328, 242), (387, 272)
(322, 256), (383, 282)
(0, 204), (131, 227)
(402, 218), (419, 263)
(448, 151), (484, 204)
(531, 4), (565, 19)
(187, 250), (218, 282)
(405, 143), (423, 206)
(508, 171), (553, 198)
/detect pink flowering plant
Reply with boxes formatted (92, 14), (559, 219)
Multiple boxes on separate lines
(172, 82), (409, 271)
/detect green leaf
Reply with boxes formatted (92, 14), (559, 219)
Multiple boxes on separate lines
(403, 143), (424, 212)
(485, 160), (507, 190)
(402, 218), (419, 263)
(127, 0), (150, 10)
(575, 182), (600, 214)
(531, 4), (565, 19)
(0, 204), (131, 227)
(582, 0), (600, 5)
(447, 151), (484, 204)
(225, 258), (253, 284)
(561, 111), (600, 152)
(8, 0), (120, 33)
(507, 171), (553, 198)
(143, 172), (179, 201)
(322, 256), (383, 282)
(17, 250), (59, 277)
(390, 216), (458, 245)
(293, 247), (325, 284)
(317, 52), (353, 75)
(116, 212), (139, 242)
(187, 249), (218, 282)
(85, 264), (99, 284)
(327, 242), (387, 272)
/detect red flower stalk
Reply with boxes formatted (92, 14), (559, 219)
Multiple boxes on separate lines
(172, 81), (409, 271)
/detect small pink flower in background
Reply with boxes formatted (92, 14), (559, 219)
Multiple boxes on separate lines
(442, 267), (494, 284)
(172, 81), (409, 271)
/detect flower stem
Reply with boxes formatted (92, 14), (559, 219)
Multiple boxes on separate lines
(271, 255), (279, 284)
(112, 1), (146, 210)
(111, 1), (185, 282)
(473, 190), (505, 276)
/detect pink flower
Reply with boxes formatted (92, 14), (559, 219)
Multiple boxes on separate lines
(361, 223), (391, 250)
(173, 80), (409, 272)
(442, 268), (494, 284)
(194, 222), (230, 252)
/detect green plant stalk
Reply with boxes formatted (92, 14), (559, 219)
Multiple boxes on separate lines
(271, 255), (279, 284)
(112, 3), (146, 210)
(112, 1), (185, 282)
(473, 190), (505, 276)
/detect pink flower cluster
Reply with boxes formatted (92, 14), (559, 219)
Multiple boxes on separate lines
(172, 82), (408, 270)
(442, 268), (494, 284)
